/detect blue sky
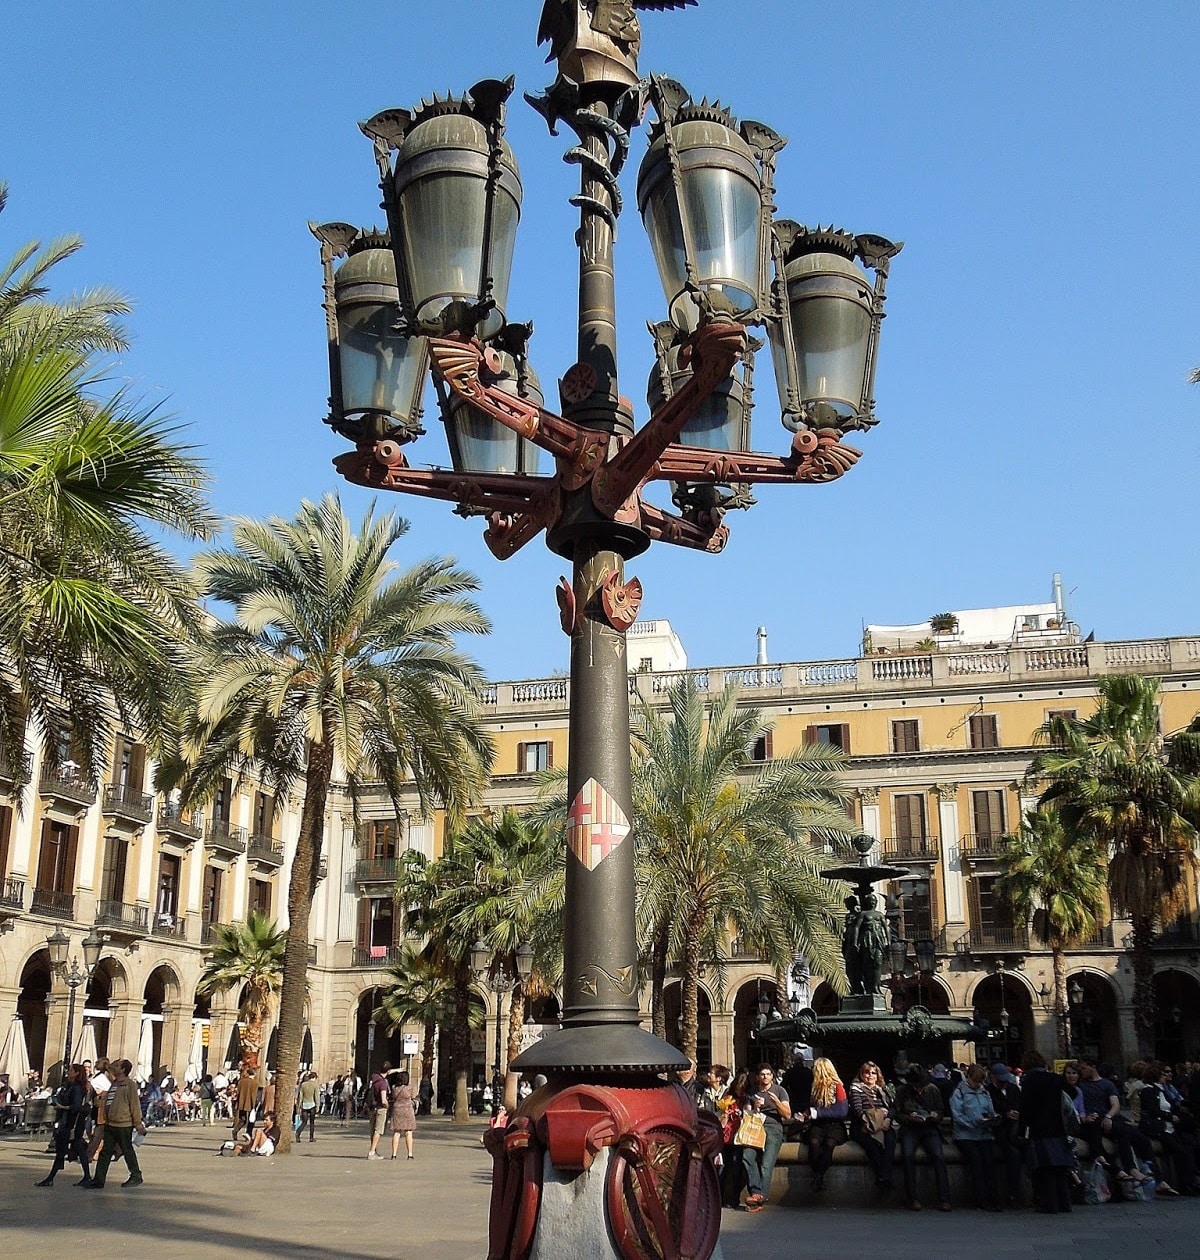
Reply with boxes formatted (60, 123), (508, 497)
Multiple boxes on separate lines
(4, 1), (1198, 679)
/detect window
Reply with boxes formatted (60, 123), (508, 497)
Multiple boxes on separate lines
(892, 877), (934, 940)
(36, 819), (78, 892)
(1046, 709), (1077, 724)
(249, 877), (272, 918)
(212, 777), (232, 824)
(969, 874), (1017, 942)
(357, 896), (394, 954)
(638, 657), (653, 674)
(111, 736), (145, 790)
(100, 836), (129, 903)
(202, 865), (223, 925)
(519, 740), (553, 773)
(805, 723), (851, 754)
(971, 789), (1006, 840)
(157, 853), (181, 918)
(364, 820), (399, 859)
(253, 790), (275, 838)
(891, 719), (920, 754)
(893, 793), (928, 841)
(750, 729), (773, 762)
(968, 714), (999, 749)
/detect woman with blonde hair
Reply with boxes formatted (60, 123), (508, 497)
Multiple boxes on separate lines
(806, 1058), (849, 1193)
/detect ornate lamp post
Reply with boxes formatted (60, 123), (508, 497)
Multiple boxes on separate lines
(473, 938), (534, 1111)
(313, 6), (899, 1257)
(45, 927), (104, 1079)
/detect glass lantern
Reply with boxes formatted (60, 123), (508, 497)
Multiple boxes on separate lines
(769, 224), (901, 433)
(637, 97), (770, 332)
(441, 350), (542, 476)
(367, 81), (522, 340)
(332, 235), (427, 442)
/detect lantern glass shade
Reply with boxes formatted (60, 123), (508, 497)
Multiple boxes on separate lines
(647, 347), (747, 453)
(392, 113), (522, 339)
(784, 250), (874, 420)
(333, 245), (426, 435)
(914, 939), (937, 975)
(889, 939), (909, 976)
(82, 930), (104, 972)
(443, 353), (541, 474)
(46, 927), (70, 970)
(471, 939), (491, 977)
(638, 118), (764, 331)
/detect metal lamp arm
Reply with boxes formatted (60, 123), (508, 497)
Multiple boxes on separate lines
(650, 432), (863, 486)
(591, 319), (747, 516)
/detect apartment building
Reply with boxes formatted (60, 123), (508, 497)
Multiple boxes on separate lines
(2, 609), (1199, 1089)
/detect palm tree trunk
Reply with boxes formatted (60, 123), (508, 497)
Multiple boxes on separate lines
(681, 914), (703, 1065)
(1131, 913), (1157, 1057)
(504, 977), (525, 1112)
(272, 738), (334, 1154)
(1052, 946), (1069, 1057)
(452, 968), (472, 1123)
(650, 921), (669, 1041)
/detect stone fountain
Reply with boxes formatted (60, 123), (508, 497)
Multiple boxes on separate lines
(760, 833), (980, 1074)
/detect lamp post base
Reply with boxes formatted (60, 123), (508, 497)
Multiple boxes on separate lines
(484, 1075), (723, 1260)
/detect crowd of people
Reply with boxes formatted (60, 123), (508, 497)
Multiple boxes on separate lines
(688, 1049), (1200, 1214)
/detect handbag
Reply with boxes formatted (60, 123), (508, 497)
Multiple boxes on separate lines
(861, 1106), (890, 1143)
(733, 1111), (767, 1150)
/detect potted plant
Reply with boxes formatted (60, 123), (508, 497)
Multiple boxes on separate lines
(929, 612), (959, 635)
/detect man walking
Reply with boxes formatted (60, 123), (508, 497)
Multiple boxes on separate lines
(87, 1059), (147, 1189)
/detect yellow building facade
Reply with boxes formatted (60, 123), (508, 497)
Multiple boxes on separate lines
(3, 627), (1199, 1092)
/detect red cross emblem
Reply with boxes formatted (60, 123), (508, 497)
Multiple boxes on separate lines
(567, 778), (630, 871)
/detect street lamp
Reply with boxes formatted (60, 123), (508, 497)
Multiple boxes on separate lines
(315, 7), (899, 1256)
(472, 939), (533, 1113)
(45, 927), (104, 1079)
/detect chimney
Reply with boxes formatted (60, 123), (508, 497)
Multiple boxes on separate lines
(756, 626), (768, 666)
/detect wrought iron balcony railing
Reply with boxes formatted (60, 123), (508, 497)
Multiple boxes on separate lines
(157, 800), (203, 842)
(151, 912), (187, 940)
(95, 899), (149, 934)
(38, 768), (97, 808)
(205, 819), (247, 856)
(247, 833), (284, 867)
(352, 944), (402, 968)
(954, 926), (1030, 955)
(31, 887), (76, 919)
(0, 746), (32, 791)
(880, 835), (941, 862)
(354, 857), (401, 885)
(958, 832), (1012, 859)
(101, 782), (154, 824)
(0, 876), (24, 912)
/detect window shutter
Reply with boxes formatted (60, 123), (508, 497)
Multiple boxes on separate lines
(546, 742), (554, 769)
(838, 724), (851, 755)
(763, 729), (773, 760)
(357, 897), (370, 950)
(517, 742), (527, 773)
(62, 826), (79, 892)
(804, 724), (817, 747)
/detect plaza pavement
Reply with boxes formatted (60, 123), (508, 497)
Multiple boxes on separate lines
(3, 1116), (1198, 1260)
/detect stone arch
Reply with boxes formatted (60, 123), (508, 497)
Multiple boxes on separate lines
(891, 971), (953, 1015)
(1064, 968), (1122, 1065)
(89, 953), (129, 1003)
(1152, 968), (1200, 1066)
(17, 949), (52, 1076)
(969, 970), (1035, 1067)
(730, 975), (784, 1072)
(142, 962), (182, 1012)
(809, 980), (840, 1017)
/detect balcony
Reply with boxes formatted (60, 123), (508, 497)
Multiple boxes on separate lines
(157, 800), (202, 844)
(1063, 923), (1116, 950)
(101, 781), (154, 826)
(0, 746), (32, 794)
(352, 944), (402, 968)
(727, 937), (771, 961)
(1153, 919), (1200, 949)
(354, 857), (400, 886)
(958, 832), (1012, 862)
(30, 887), (75, 919)
(94, 899), (149, 938)
(308, 942), (318, 965)
(954, 926), (1030, 960)
(205, 818), (247, 858)
(880, 835), (941, 864)
(38, 767), (97, 810)
(247, 833), (284, 869)
(200, 918), (222, 947)
(150, 912), (187, 941)
(0, 876), (24, 918)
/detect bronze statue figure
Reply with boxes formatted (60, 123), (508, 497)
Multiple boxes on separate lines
(537, 0), (698, 87)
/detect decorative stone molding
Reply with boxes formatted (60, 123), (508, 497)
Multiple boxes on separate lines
(934, 783), (959, 801)
(858, 786), (880, 805)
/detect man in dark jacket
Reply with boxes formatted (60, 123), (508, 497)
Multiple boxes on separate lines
(1017, 1050), (1072, 1213)
(895, 1064), (951, 1211)
(987, 1062), (1024, 1206)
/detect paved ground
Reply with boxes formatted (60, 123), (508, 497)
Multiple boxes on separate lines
(3, 1117), (1198, 1260)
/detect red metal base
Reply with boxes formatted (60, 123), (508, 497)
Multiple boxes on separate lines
(483, 1077), (722, 1260)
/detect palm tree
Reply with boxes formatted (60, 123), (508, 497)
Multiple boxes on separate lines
(402, 810), (562, 1116)
(997, 806), (1108, 1054)
(0, 193), (214, 781)
(631, 677), (854, 1064)
(197, 912), (286, 1070)
(1029, 674), (1200, 1053)
(170, 494), (494, 1150)
(1, 182), (131, 354)
(371, 944), (457, 1099)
